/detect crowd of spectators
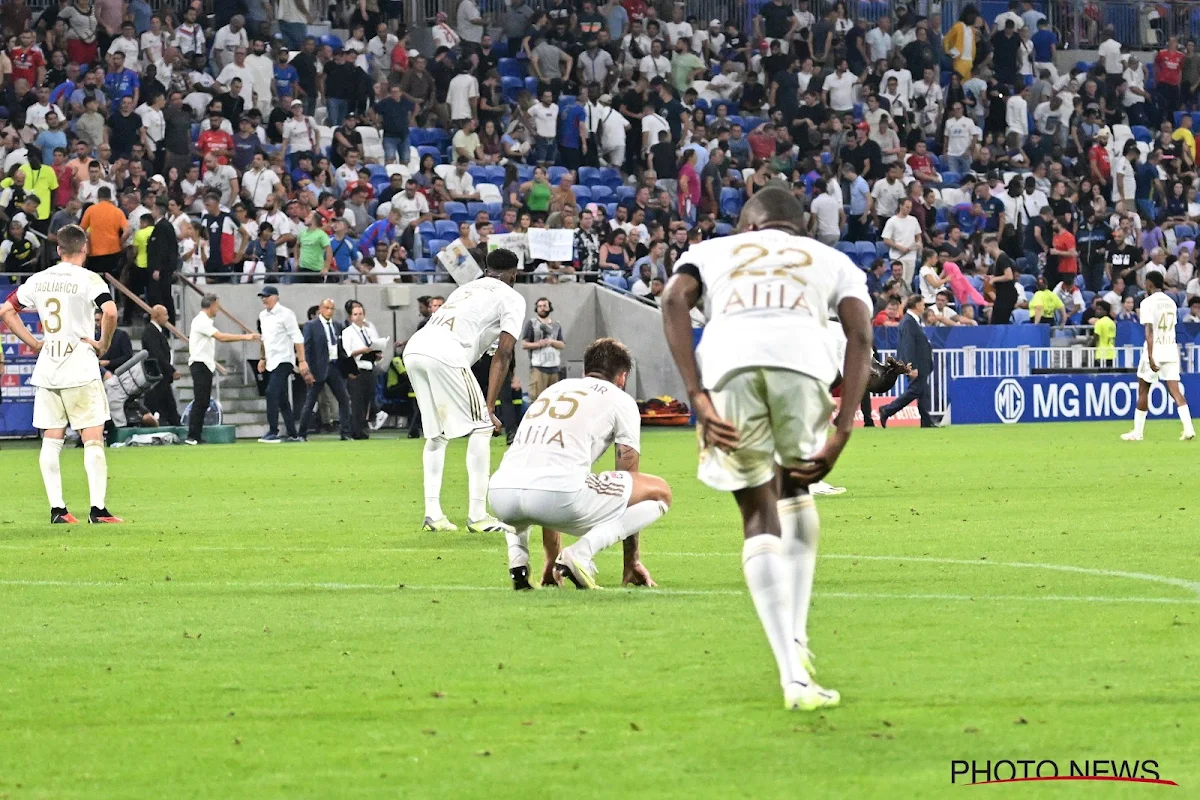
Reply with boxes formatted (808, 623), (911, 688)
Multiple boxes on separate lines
(3, 0), (1200, 325)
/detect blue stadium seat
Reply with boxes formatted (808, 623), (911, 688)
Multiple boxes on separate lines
(602, 273), (629, 291)
(413, 258), (437, 274)
(483, 165), (506, 185)
(598, 167), (622, 189)
(416, 145), (444, 163)
(498, 58), (524, 78)
(605, 203), (617, 218)
(444, 202), (469, 222)
(366, 164), (389, 179)
(409, 129), (435, 147)
(836, 242), (857, 258)
(524, 76), (538, 95)
(424, 239), (449, 258)
(501, 76), (523, 103)
(1176, 224), (1195, 240)
(318, 33), (343, 50)
(719, 187), (743, 220)
(548, 166), (569, 185)
(467, 201), (488, 218)
(590, 186), (613, 203)
(855, 241), (877, 266)
(1131, 125), (1152, 143)
(484, 202), (502, 218)
(1018, 274), (1037, 291)
(875, 241), (889, 258)
(728, 115), (745, 129)
(742, 116), (766, 130)
(941, 171), (961, 186)
(570, 185), (592, 202)
(369, 175), (389, 194)
(1074, 60), (1093, 74)
(1012, 308), (1031, 324)
(614, 185), (635, 202)
(417, 221), (436, 241)
(714, 222), (733, 236)
(434, 220), (459, 238)
(935, 206), (948, 225)
(467, 166), (488, 185)
(578, 166), (600, 187)
(694, 98), (710, 112)
(517, 165), (534, 181)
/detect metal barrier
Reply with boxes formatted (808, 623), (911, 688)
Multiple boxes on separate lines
(875, 343), (1200, 419)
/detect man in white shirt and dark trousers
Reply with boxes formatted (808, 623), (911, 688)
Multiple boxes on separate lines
(187, 293), (260, 445)
(299, 298), (352, 440)
(341, 303), (379, 439)
(256, 286), (309, 443)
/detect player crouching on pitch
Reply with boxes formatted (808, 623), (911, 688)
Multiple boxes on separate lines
(489, 338), (669, 590)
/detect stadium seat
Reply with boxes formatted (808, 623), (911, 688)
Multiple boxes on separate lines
(484, 202), (502, 218)
(501, 76), (523, 103)
(318, 33), (343, 50)
(365, 164), (388, 180)
(477, 183), (502, 203)
(836, 242), (857, 258)
(483, 165), (506, 185)
(694, 98), (710, 112)
(497, 58), (523, 78)
(605, 203), (618, 218)
(467, 166), (488, 185)
(1017, 274), (1037, 291)
(467, 201), (488, 218)
(548, 166), (569, 185)
(598, 167), (622, 189)
(602, 273), (629, 291)
(614, 185), (635, 202)
(1131, 125), (1152, 143)
(940, 171), (961, 187)
(369, 174), (389, 194)
(1176, 224), (1195, 240)
(444, 202), (469, 223)
(578, 166), (600, 187)
(524, 76), (538, 95)
(416, 145), (444, 163)
(590, 186), (613, 203)
(875, 241), (889, 258)
(719, 187), (743, 220)
(413, 257), (437, 274)
(570, 185), (592, 202)
(854, 241), (877, 267)
(1012, 308), (1031, 324)
(424, 239), (449, 258)
(434, 220), (459, 238)
(714, 222), (733, 236)
(516, 164), (534, 181)
(417, 221), (436, 241)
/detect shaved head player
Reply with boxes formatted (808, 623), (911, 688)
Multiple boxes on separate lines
(661, 187), (873, 711)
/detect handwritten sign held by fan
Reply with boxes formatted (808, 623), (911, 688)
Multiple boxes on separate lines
(437, 239), (482, 284)
(528, 229), (574, 262)
(488, 233), (528, 270)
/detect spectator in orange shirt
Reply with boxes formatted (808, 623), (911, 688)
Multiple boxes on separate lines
(80, 186), (127, 275)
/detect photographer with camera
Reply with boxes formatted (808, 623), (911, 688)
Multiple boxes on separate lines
(521, 297), (565, 401)
(341, 302), (382, 440)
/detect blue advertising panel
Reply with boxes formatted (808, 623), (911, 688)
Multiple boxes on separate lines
(1, 311), (43, 438)
(951, 374), (1200, 425)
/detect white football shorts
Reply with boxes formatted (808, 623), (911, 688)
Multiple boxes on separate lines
(1137, 357), (1181, 383)
(404, 352), (494, 440)
(33, 379), (111, 431)
(488, 471), (633, 536)
(698, 367), (833, 492)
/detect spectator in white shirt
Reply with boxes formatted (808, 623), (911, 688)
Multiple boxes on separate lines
(445, 156), (481, 201)
(1005, 84), (1030, 145)
(638, 40), (671, 80)
(882, 196), (923, 283)
(808, 179), (844, 246)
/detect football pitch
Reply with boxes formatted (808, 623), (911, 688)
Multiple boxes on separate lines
(0, 422), (1196, 798)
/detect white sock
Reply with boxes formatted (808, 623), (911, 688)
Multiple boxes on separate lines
(573, 499), (668, 559)
(422, 437), (447, 519)
(1133, 408), (1148, 435)
(506, 526), (530, 570)
(466, 430), (492, 520)
(83, 440), (107, 510)
(742, 534), (808, 688)
(1178, 404), (1195, 436)
(39, 437), (65, 509)
(779, 496), (819, 650)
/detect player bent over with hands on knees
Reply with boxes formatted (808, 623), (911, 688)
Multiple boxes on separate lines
(660, 186), (874, 711)
(489, 338), (668, 591)
(404, 248), (525, 533)
(0, 224), (123, 524)
(1122, 270), (1195, 442)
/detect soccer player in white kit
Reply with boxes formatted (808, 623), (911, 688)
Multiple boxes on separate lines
(0, 224), (123, 524)
(1122, 271), (1195, 442)
(403, 248), (525, 532)
(661, 187), (874, 711)
(488, 338), (670, 590)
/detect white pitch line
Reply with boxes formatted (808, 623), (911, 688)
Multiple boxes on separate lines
(0, 578), (1195, 605)
(2, 545), (1197, 598)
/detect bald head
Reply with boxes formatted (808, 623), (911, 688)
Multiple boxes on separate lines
(737, 186), (805, 235)
(150, 305), (169, 324)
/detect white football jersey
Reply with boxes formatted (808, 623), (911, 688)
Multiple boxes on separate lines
(1139, 291), (1180, 363)
(15, 262), (111, 389)
(403, 277), (526, 368)
(490, 377), (642, 492)
(675, 230), (872, 390)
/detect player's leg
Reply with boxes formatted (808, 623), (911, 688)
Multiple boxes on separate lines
(560, 473), (671, 568)
(405, 355), (456, 530)
(1164, 372), (1196, 440)
(1124, 375), (1152, 440)
(777, 476), (820, 676)
(33, 387), (73, 522)
(541, 527), (562, 586)
(462, 369), (509, 533)
(79, 423), (121, 523)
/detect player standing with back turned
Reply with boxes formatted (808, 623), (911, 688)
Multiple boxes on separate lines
(661, 187), (874, 711)
(0, 224), (123, 524)
(1122, 271), (1195, 442)
(403, 249), (525, 532)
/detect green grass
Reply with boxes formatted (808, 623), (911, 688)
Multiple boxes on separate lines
(0, 422), (1197, 799)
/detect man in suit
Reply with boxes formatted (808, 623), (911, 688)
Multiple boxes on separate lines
(299, 297), (352, 440)
(146, 199), (179, 324)
(879, 295), (935, 428)
(142, 304), (182, 426)
(96, 309), (134, 378)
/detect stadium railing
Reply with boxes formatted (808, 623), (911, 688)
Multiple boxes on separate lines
(174, 270), (617, 284)
(876, 344), (1200, 418)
